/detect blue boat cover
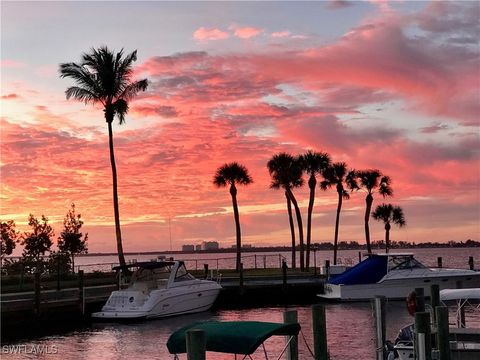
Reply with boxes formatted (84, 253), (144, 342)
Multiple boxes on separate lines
(328, 255), (388, 285)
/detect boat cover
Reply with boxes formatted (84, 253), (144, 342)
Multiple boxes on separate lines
(167, 320), (301, 355)
(112, 261), (176, 271)
(328, 255), (388, 285)
(440, 288), (480, 301)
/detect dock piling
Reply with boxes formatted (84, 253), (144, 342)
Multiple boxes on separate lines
(186, 329), (206, 360)
(284, 309), (299, 360)
(430, 284), (440, 323)
(312, 304), (328, 360)
(374, 296), (386, 360)
(468, 256), (474, 270)
(415, 311), (432, 360)
(34, 272), (41, 316)
(78, 270), (84, 315)
(435, 306), (451, 360)
(415, 287), (426, 312)
(437, 257), (442, 268)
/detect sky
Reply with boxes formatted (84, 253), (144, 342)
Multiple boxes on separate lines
(1, 1), (479, 255)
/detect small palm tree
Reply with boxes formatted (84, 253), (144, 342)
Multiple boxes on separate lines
(213, 162), (253, 272)
(351, 169), (393, 254)
(320, 162), (356, 265)
(267, 153), (305, 271)
(60, 47), (148, 268)
(299, 150), (331, 270)
(372, 204), (406, 253)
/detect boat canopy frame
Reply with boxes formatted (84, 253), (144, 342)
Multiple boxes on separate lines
(167, 320), (301, 359)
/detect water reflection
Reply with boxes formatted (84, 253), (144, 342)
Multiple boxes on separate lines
(2, 301), (421, 360)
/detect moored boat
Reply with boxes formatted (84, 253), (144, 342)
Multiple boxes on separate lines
(92, 259), (222, 320)
(319, 253), (480, 301)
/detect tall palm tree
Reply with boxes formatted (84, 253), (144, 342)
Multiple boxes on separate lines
(351, 169), (393, 254)
(285, 192), (296, 269)
(299, 150), (331, 270)
(59, 47), (148, 268)
(267, 153), (305, 271)
(320, 162), (356, 265)
(372, 204), (406, 253)
(213, 162), (253, 272)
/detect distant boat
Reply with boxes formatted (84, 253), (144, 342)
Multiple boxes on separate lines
(318, 253), (480, 301)
(92, 259), (222, 320)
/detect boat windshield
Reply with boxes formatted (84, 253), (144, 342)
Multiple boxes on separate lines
(174, 263), (195, 282)
(131, 265), (172, 283)
(388, 255), (426, 272)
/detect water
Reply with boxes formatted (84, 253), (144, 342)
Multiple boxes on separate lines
(2, 248), (478, 359)
(1, 303), (412, 360)
(73, 247), (478, 272)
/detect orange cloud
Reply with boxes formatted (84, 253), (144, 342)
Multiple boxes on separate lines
(193, 27), (229, 41)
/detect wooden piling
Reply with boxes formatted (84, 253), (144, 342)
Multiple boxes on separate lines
(186, 329), (206, 360)
(203, 264), (209, 279)
(34, 272), (41, 316)
(325, 260), (330, 280)
(282, 260), (287, 291)
(455, 280), (466, 327)
(437, 257), (442, 268)
(78, 270), (84, 315)
(468, 256), (474, 270)
(415, 287), (426, 312)
(430, 284), (440, 323)
(436, 306), (451, 360)
(284, 309), (299, 360)
(239, 262), (244, 294)
(415, 311), (432, 360)
(312, 304), (328, 360)
(374, 296), (386, 360)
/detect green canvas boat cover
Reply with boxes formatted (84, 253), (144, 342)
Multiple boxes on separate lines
(167, 320), (301, 355)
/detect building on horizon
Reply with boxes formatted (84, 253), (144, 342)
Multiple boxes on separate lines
(182, 244), (195, 252)
(202, 241), (219, 251)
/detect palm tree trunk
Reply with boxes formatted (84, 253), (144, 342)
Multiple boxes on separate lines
(333, 188), (343, 265)
(287, 189), (304, 271)
(364, 193), (373, 254)
(385, 223), (391, 253)
(230, 184), (242, 272)
(107, 121), (126, 268)
(286, 192), (296, 269)
(306, 175), (316, 270)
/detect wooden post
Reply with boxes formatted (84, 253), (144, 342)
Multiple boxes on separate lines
(312, 304), (328, 360)
(263, 255), (267, 269)
(374, 296), (386, 360)
(468, 256), (474, 270)
(415, 311), (432, 360)
(436, 306), (451, 360)
(239, 262), (244, 293)
(254, 254), (257, 269)
(430, 284), (440, 323)
(358, 251), (362, 263)
(203, 264), (209, 279)
(325, 260), (330, 280)
(186, 329), (206, 360)
(415, 287), (426, 312)
(437, 257), (442, 268)
(56, 256), (61, 292)
(282, 260), (287, 291)
(78, 270), (84, 315)
(284, 309), (299, 360)
(34, 272), (41, 316)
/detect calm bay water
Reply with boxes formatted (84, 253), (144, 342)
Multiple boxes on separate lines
(74, 247), (478, 272)
(2, 248), (478, 359)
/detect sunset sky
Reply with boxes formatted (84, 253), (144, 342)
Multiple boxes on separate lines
(1, 1), (479, 255)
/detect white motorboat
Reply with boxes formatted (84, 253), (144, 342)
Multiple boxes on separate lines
(92, 260), (222, 320)
(319, 253), (480, 301)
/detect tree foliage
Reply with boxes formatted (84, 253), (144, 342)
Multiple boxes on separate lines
(58, 203), (88, 272)
(1, 220), (18, 259)
(21, 214), (54, 261)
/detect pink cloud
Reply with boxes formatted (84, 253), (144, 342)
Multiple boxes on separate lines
(193, 27), (229, 41)
(232, 26), (263, 39)
(1, 93), (19, 99)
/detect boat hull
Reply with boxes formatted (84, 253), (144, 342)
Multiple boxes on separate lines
(320, 273), (480, 301)
(92, 284), (221, 320)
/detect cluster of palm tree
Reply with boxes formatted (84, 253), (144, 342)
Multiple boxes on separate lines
(60, 46), (405, 273)
(215, 151), (406, 272)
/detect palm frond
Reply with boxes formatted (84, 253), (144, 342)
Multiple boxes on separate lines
(65, 86), (99, 104)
